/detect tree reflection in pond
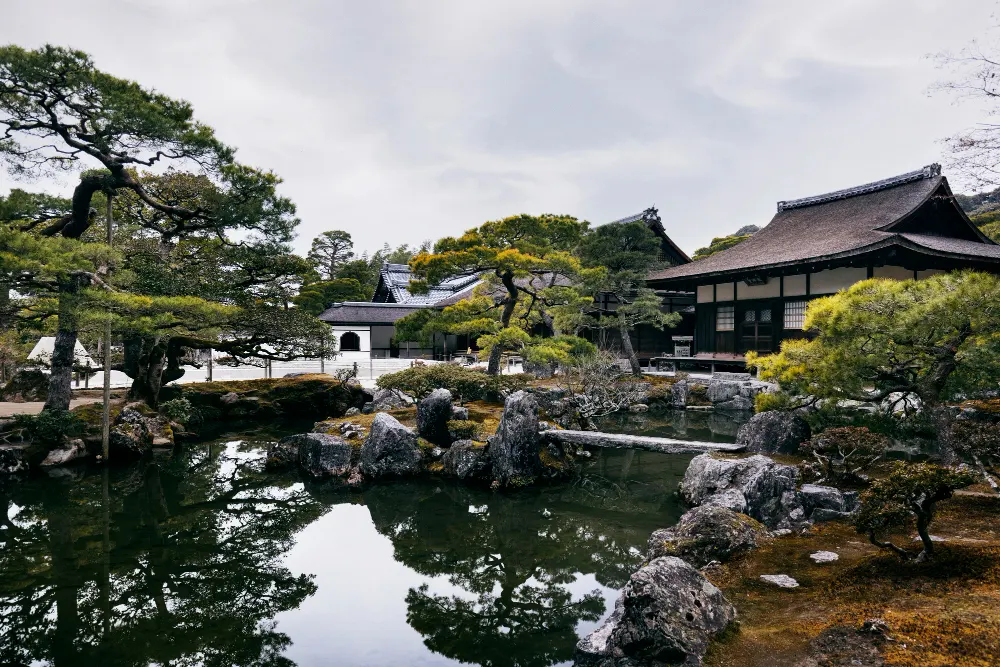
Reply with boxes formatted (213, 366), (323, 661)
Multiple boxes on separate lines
(0, 438), (324, 667)
(0, 439), (689, 667)
(364, 448), (690, 667)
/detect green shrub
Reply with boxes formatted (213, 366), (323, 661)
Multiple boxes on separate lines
(854, 462), (975, 561)
(11, 410), (85, 446)
(377, 364), (530, 403)
(159, 398), (194, 424)
(949, 420), (1000, 493)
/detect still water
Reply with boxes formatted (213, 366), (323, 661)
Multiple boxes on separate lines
(0, 410), (742, 667)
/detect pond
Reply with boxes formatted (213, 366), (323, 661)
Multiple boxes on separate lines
(0, 414), (737, 667)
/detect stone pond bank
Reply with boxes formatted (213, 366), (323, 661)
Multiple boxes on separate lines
(574, 450), (862, 667)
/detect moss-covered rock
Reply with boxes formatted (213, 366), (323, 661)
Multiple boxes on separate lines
(171, 375), (366, 425)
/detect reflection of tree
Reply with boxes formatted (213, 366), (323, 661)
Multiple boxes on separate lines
(0, 440), (324, 667)
(365, 475), (661, 667)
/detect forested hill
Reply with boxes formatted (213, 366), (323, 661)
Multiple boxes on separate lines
(956, 187), (1000, 242)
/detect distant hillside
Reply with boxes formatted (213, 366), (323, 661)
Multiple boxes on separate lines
(957, 186), (1000, 242)
(692, 225), (760, 260)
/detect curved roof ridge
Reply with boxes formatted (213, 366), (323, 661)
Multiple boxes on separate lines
(777, 164), (941, 212)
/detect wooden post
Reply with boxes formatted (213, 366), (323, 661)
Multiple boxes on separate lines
(101, 194), (113, 462)
(207, 349), (213, 382)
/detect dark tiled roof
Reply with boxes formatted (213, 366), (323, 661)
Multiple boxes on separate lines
(377, 262), (481, 305)
(601, 206), (692, 264)
(318, 302), (426, 324)
(648, 166), (1000, 283)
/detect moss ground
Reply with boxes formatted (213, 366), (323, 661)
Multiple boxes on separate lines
(704, 493), (1000, 667)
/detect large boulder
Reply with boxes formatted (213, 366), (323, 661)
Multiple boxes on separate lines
(681, 454), (802, 528)
(647, 505), (768, 567)
(276, 432), (353, 478)
(363, 387), (414, 413)
(441, 440), (492, 481)
(265, 437), (300, 469)
(706, 376), (774, 412)
(736, 411), (811, 455)
(671, 381), (689, 408)
(489, 391), (541, 485)
(576, 556), (737, 666)
(417, 388), (453, 445)
(360, 413), (423, 478)
(40, 439), (88, 467)
(109, 406), (153, 460)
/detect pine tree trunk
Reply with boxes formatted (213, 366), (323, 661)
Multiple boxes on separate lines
(125, 336), (171, 407)
(619, 319), (643, 377)
(487, 270), (519, 377)
(43, 275), (86, 412)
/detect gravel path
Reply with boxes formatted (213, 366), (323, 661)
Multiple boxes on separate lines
(0, 398), (101, 417)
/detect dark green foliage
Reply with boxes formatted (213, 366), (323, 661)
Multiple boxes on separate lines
(11, 409), (84, 445)
(949, 420), (1000, 493)
(800, 426), (891, 487)
(854, 462), (976, 560)
(158, 397), (194, 424)
(292, 278), (367, 315)
(0, 369), (48, 401)
(376, 364), (529, 403)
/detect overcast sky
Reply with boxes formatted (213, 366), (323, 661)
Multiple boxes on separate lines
(1, 0), (996, 257)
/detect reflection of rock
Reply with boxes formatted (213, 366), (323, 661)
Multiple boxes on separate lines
(577, 556), (737, 666)
(0, 445), (30, 476)
(441, 440), (491, 481)
(736, 411), (811, 455)
(681, 454), (802, 528)
(647, 505), (767, 567)
(489, 391), (541, 485)
(360, 413), (422, 478)
(417, 388), (453, 445)
(707, 412), (747, 438)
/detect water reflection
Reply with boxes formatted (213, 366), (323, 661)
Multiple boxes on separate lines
(0, 437), (690, 667)
(594, 408), (751, 441)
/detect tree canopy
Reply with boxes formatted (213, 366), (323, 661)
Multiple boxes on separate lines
(578, 220), (679, 375)
(405, 214), (599, 374)
(750, 272), (1000, 412)
(307, 230), (354, 280)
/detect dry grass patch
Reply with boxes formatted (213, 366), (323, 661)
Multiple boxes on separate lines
(705, 494), (1000, 667)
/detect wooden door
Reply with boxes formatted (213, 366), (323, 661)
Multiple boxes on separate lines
(740, 304), (774, 354)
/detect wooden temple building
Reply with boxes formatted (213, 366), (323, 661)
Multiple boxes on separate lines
(646, 164), (1000, 366)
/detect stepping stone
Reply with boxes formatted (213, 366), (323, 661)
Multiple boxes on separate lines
(809, 551), (839, 564)
(760, 574), (799, 588)
(912, 534), (945, 542)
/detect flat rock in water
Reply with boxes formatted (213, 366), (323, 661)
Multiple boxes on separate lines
(810, 551), (840, 564)
(760, 574), (799, 588)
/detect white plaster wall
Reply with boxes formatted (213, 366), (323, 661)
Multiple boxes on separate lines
(330, 325), (371, 353)
(715, 282), (735, 301)
(783, 274), (807, 296)
(696, 284), (714, 303)
(874, 265), (914, 280)
(809, 267), (868, 294)
(736, 278), (780, 300)
(917, 269), (945, 279)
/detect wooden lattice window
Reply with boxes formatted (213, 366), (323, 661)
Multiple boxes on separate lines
(784, 301), (807, 329)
